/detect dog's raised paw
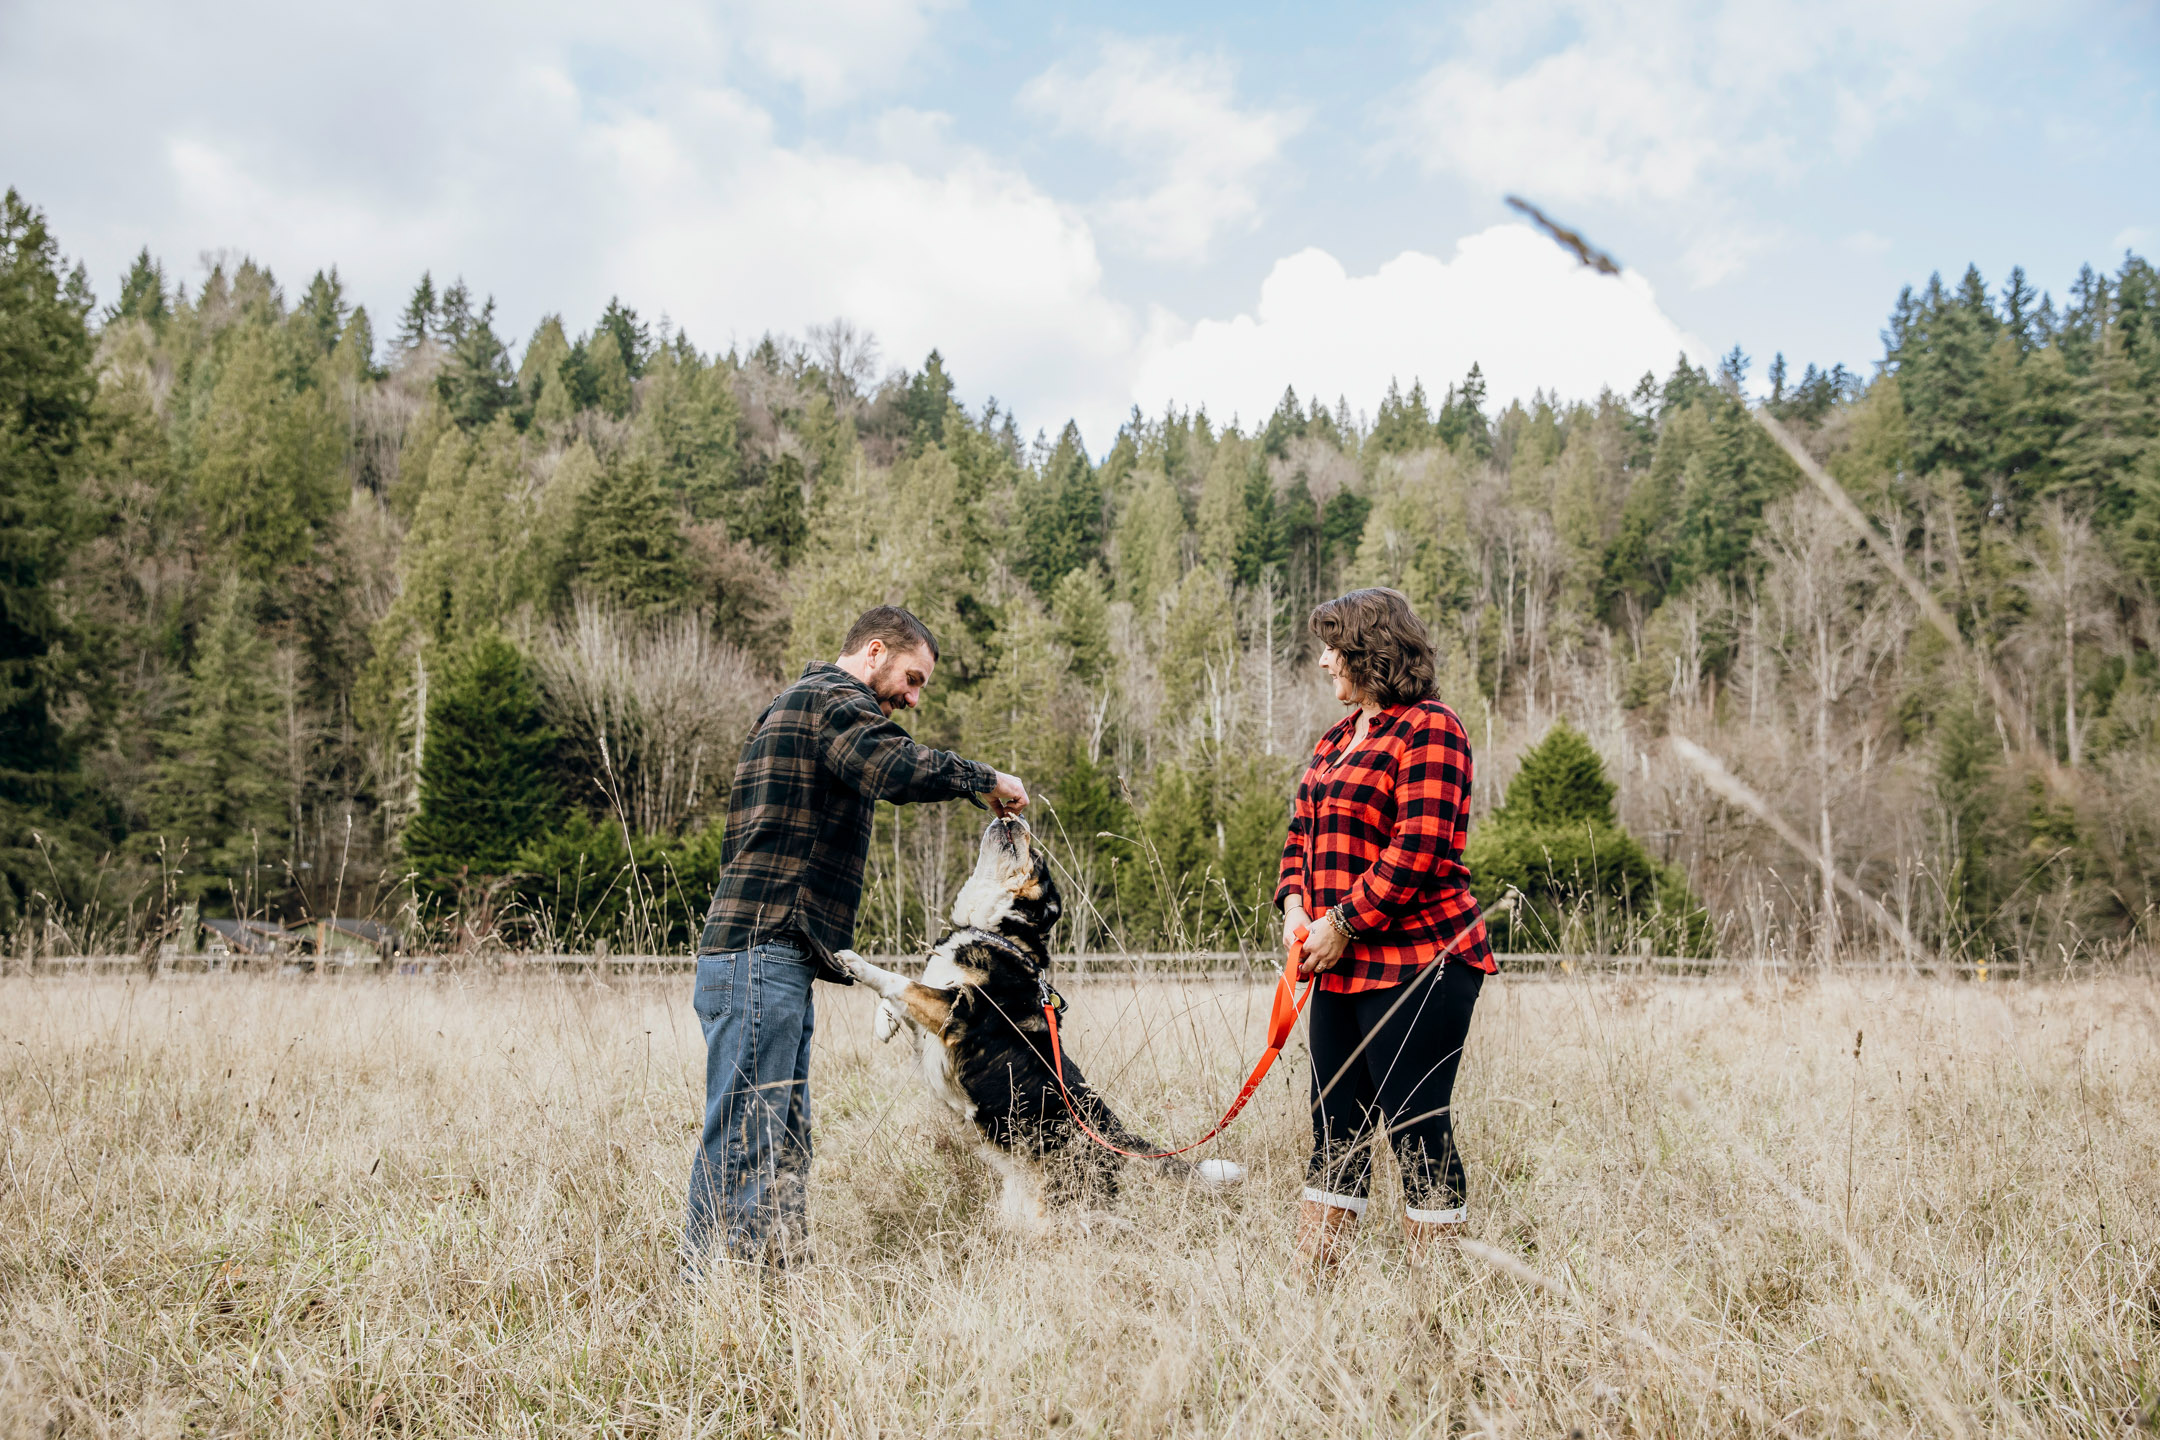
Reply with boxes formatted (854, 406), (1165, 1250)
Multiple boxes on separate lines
(1195, 1158), (1247, 1187)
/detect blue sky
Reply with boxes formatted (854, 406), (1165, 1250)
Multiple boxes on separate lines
(5, 0), (2155, 448)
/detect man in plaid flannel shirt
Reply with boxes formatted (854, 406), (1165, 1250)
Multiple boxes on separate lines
(684, 606), (1027, 1269)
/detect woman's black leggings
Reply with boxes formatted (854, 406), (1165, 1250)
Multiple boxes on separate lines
(1305, 961), (1484, 1218)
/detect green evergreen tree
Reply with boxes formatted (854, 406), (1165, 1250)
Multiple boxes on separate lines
(1160, 564), (1234, 700)
(1050, 563), (1111, 682)
(1501, 722), (1616, 824)
(1196, 433), (1250, 573)
(333, 305), (376, 383)
(403, 632), (561, 882)
(437, 296), (518, 429)
(396, 272), (437, 352)
(899, 350), (956, 445)
(190, 320), (343, 579)
(1122, 746), (1295, 947)
(744, 452), (808, 566)
(1669, 393), (1795, 590)
(1015, 420), (1103, 593)
(1259, 386), (1306, 458)
(1234, 464), (1287, 585)
(1319, 488), (1371, 572)
(520, 315), (577, 430)
(582, 328), (634, 419)
(296, 268), (346, 356)
(630, 346), (740, 520)
(1370, 378), (1433, 454)
(1659, 354), (1710, 415)
(1112, 466), (1185, 612)
(144, 577), (287, 900)
(0, 190), (96, 921)
(105, 247), (169, 328)
(1436, 363), (1491, 457)
(1891, 268), (2003, 509)
(575, 453), (693, 611)
(434, 279), (474, 345)
(1931, 695), (2004, 950)
(2052, 319), (2154, 524)
(597, 297), (651, 378)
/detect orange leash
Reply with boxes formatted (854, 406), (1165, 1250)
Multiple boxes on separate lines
(1038, 926), (1314, 1161)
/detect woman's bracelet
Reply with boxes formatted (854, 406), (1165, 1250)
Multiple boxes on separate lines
(1328, 903), (1361, 942)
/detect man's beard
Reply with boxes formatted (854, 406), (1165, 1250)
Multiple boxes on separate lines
(867, 654), (909, 714)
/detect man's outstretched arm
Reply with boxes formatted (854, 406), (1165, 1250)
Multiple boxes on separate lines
(818, 688), (1025, 809)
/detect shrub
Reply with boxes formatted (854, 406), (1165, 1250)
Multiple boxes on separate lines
(1467, 722), (1709, 955)
(508, 812), (726, 953)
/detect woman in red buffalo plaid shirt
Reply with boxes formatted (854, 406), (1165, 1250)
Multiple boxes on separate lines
(1276, 588), (1495, 1267)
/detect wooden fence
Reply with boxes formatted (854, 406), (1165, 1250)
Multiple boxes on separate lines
(6, 950), (2035, 981)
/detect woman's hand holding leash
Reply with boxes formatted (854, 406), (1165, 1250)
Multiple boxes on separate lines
(1282, 898), (1310, 953)
(1297, 910), (1350, 978)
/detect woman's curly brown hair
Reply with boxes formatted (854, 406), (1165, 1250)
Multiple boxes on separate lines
(1309, 588), (1437, 708)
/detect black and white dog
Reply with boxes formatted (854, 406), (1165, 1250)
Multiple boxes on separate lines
(838, 816), (1242, 1223)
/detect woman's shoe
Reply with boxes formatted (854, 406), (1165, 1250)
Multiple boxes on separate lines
(1402, 1206), (1465, 1262)
(1295, 1194), (1363, 1268)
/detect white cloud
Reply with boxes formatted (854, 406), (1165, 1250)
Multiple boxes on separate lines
(1394, 0), (2004, 282)
(1, 0), (1144, 437)
(735, 0), (963, 109)
(1020, 37), (1304, 263)
(1132, 225), (1704, 429)
(603, 119), (1138, 438)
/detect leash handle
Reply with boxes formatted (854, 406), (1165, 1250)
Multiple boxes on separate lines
(1267, 924), (1311, 1050)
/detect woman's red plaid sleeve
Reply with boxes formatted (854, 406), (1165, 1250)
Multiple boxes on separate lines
(1274, 762), (1315, 910)
(1270, 790), (1304, 911)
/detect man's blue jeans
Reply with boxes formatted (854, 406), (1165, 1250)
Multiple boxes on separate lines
(683, 940), (816, 1267)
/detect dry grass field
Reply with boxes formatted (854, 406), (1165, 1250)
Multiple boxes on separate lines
(3, 967), (2158, 1437)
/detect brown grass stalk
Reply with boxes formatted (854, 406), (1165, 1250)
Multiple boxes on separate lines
(1, 970), (2155, 1435)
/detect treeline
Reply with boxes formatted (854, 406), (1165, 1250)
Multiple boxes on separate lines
(4, 181), (2159, 959)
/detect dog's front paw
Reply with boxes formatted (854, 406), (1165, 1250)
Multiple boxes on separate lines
(874, 999), (901, 1043)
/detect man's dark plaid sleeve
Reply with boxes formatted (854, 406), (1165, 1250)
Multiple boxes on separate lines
(817, 688), (997, 803)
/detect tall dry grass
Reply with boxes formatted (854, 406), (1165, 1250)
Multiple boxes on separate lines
(2, 970), (2156, 1436)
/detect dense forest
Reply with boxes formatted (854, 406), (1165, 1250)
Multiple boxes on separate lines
(5, 184), (2160, 962)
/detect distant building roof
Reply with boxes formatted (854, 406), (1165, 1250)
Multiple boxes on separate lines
(201, 918), (288, 954)
(295, 917), (401, 950)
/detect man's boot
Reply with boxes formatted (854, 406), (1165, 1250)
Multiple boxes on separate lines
(1402, 1205), (1465, 1262)
(1295, 1193), (1362, 1269)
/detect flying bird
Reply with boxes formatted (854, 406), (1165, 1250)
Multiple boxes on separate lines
(1505, 196), (1622, 276)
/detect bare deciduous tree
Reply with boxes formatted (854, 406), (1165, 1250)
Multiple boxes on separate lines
(2015, 501), (2115, 767)
(1756, 494), (1912, 960)
(534, 599), (774, 837)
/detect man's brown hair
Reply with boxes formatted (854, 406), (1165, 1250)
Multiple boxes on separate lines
(1308, 588), (1436, 707)
(841, 605), (939, 661)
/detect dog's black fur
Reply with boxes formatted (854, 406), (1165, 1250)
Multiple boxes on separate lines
(840, 818), (1207, 1209)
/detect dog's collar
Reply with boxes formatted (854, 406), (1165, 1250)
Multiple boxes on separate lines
(951, 925), (1054, 984)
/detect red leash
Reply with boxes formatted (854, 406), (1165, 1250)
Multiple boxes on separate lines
(1038, 926), (1314, 1161)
